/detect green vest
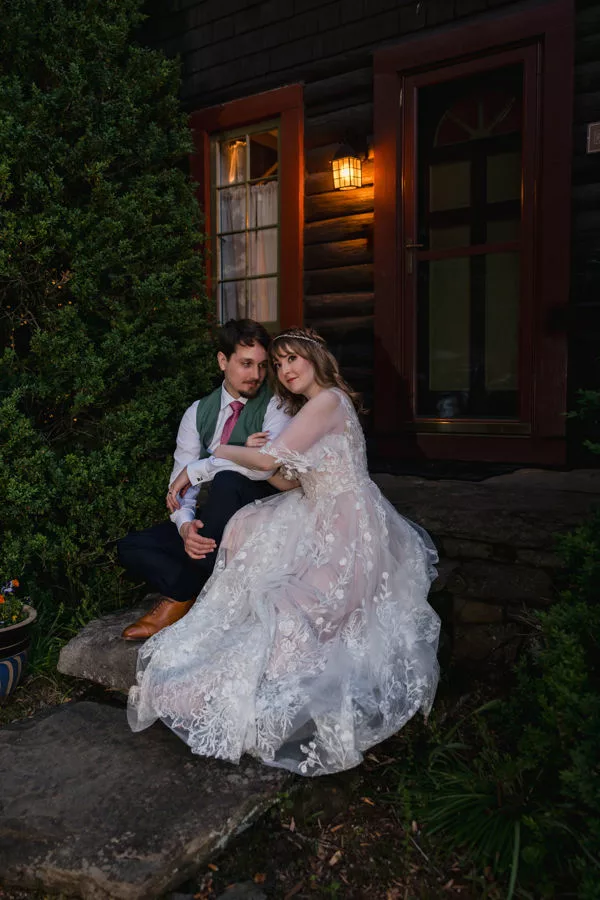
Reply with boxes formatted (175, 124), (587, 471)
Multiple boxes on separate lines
(195, 382), (272, 458)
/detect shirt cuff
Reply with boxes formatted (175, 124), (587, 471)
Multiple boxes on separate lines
(170, 507), (195, 534)
(187, 459), (208, 486)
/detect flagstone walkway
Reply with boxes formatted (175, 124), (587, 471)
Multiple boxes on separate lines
(0, 701), (284, 899)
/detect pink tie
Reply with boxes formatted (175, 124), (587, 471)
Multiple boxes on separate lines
(219, 400), (244, 445)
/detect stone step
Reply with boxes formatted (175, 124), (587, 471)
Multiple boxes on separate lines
(0, 701), (288, 900)
(58, 604), (152, 692)
(371, 471), (599, 548)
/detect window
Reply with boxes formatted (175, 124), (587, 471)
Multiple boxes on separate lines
(213, 123), (280, 326)
(190, 86), (303, 331)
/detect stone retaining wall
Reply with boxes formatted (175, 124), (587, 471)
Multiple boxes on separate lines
(372, 469), (600, 666)
(59, 469), (600, 689)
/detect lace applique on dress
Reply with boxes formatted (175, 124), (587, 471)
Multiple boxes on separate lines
(128, 389), (441, 776)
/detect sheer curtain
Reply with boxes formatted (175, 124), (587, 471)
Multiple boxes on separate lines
(219, 141), (246, 319)
(249, 181), (278, 321)
(218, 140), (278, 322)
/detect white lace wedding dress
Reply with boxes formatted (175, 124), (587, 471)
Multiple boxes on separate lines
(128, 389), (441, 776)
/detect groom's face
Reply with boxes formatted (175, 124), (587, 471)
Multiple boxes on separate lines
(218, 341), (269, 399)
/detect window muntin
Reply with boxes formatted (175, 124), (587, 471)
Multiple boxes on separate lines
(213, 122), (280, 326)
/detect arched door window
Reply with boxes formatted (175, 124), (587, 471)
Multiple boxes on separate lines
(416, 65), (523, 420)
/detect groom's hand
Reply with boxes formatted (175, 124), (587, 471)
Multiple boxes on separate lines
(180, 520), (217, 560)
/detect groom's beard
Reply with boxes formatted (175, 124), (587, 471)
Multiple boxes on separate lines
(238, 382), (261, 399)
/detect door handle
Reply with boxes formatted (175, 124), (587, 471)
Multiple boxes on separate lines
(405, 241), (424, 274)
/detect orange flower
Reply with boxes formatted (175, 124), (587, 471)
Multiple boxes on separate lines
(12, 579), (19, 588)
(0, 595), (5, 603)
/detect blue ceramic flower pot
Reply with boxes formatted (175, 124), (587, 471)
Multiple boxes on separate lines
(0, 605), (37, 699)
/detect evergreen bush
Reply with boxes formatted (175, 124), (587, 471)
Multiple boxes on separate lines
(390, 511), (600, 898)
(0, 0), (214, 668)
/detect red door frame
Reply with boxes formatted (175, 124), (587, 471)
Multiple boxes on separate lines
(190, 85), (304, 330)
(373, 0), (574, 464)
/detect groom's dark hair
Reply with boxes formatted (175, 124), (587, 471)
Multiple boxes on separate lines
(218, 319), (271, 359)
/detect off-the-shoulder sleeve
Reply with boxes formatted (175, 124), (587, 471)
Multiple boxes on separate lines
(259, 390), (343, 476)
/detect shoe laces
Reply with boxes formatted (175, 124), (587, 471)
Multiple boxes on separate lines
(152, 598), (171, 614)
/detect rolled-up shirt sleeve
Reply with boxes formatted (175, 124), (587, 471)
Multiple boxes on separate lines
(168, 401), (202, 533)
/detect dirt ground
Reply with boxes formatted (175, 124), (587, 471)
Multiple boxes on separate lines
(179, 730), (501, 900)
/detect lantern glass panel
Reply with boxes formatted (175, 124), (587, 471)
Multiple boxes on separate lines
(332, 155), (362, 190)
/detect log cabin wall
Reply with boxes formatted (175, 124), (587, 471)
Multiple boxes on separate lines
(141, 0), (596, 455)
(141, 0), (523, 418)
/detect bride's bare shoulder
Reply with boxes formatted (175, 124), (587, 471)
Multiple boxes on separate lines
(305, 389), (342, 413)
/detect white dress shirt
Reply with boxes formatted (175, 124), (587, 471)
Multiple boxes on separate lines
(169, 384), (291, 533)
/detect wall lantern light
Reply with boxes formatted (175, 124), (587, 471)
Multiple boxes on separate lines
(332, 142), (362, 190)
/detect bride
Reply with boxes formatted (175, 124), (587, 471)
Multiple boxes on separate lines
(128, 328), (441, 776)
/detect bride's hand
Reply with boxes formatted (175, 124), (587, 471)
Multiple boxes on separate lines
(167, 467), (192, 510)
(245, 431), (270, 448)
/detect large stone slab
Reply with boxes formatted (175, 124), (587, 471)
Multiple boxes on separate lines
(372, 472), (599, 548)
(0, 701), (288, 900)
(483, 468), (600, 493)
(57, 604), (151, 692)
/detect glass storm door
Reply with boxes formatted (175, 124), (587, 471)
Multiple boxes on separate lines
(402, 47), (538, 433)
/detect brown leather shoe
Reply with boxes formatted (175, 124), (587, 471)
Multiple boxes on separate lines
(121, 597), (196, 641)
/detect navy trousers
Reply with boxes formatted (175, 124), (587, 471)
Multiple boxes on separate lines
(117, 471), (277, 601)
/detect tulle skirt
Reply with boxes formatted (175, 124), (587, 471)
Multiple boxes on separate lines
(128, 482), (440, 776)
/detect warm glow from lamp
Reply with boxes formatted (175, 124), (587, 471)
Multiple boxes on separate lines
(332, 144), (362, 190)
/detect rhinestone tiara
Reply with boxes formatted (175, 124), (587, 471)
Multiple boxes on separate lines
(274, 333), (322, 346)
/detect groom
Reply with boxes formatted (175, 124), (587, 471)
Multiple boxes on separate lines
(118, 318), (290, 640)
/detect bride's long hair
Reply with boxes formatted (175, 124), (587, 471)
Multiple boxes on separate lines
(270, 327), (363, 416)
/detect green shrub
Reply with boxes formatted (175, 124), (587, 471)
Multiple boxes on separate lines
(0, 0), (214, 668)
(389, 511), (600, 898)
(571, 389), (600, 456)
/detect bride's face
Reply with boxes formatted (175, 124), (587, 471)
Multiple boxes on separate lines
(274, 348), (317, 397)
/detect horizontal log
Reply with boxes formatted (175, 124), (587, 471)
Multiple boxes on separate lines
(306, 186), (374, 223)
(306, 143), (339, 174)
(304, 102), (373, 150)
(576, 5), (600, 31)
(575, 59), (600, 92)
(304, 238), (371, 271)
(309, 314), (374, 334)
(344, 376), (373, 396)
(338, 362), (373, 382)
(304, 89), (373, 122)
(305, 291), (374, 318)
(575, 33), (600, 65)
(574, 90), (600, 122)
(573, 208), (600, 235)
(305, 159), (374, 196)
(304, 67), (372, 111)
(305, 212), (373, 245)
(328, 339), (374, 367)
(304, 263), (374, 295)
(571, 152), (600, 184)
(572, 182), (600, 210)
